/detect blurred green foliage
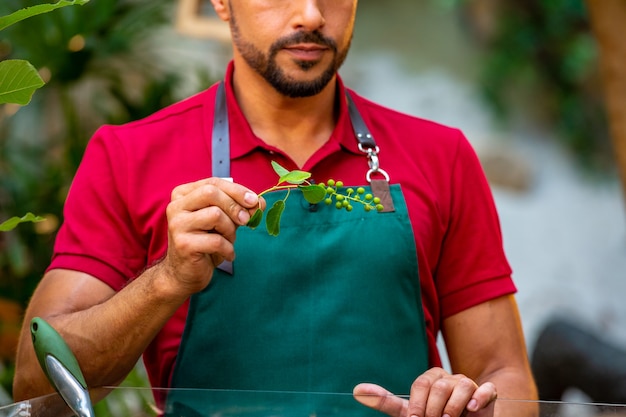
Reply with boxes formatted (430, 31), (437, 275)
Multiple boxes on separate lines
(437, 0), (610, 169)
(0, 0), (197, 408)
(0, 0), (182, 306)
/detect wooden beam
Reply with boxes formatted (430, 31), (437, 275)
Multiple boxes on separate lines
(586, 0), (626, 206)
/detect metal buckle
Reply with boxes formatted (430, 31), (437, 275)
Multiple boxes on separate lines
(358, 143), (390, 182)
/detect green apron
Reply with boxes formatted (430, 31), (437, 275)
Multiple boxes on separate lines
(165, 83), (429, 416)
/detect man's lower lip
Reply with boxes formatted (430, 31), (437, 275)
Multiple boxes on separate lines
(285, 48), (325, 60)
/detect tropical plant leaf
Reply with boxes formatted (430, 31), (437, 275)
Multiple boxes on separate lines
(300, 184), (327, 204)
(0, 0), (90, 31)
(0, 60), (45, 105)
(265, 200), (285, 237)
(0, 213), (45, 232)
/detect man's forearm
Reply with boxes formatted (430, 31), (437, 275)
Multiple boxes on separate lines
(487, 367), (539, 417)
(13, 262), (188, 401)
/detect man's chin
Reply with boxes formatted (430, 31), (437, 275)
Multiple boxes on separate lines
(271, 78), (331, 98)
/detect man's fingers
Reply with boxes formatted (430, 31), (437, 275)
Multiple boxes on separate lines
(353, 377), (496, 417)
(436, 377), (477, 417)
(171, 178), (218, 200)
(407, 368), (446, 417)
(353, 383), (406, 417)
(466, 382), (497, 412)
(170, 178), (260, 226)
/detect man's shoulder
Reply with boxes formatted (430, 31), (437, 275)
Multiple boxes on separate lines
(99, 85), (218, 141)
(347, 89), (465, 148)
(348, 90), (459, 136)
(127, 86), (217, 129)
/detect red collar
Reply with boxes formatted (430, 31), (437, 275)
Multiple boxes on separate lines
(221, 61), (363, 162)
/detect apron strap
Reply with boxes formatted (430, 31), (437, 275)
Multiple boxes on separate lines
(345, 91), (377, 149)
(212, 82), (231, 179)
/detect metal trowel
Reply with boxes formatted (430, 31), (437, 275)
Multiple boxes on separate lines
(30, 317), (95, 417)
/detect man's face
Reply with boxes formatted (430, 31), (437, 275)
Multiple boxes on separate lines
(227, 0), (358, 98)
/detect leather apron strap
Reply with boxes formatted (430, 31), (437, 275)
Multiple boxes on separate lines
(165, 82), (428, 417)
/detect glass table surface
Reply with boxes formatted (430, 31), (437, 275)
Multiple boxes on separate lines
(2, 388), (626, 417)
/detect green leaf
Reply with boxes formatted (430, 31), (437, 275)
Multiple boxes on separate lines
(300, 184), (327, 204)
(270, 160), (311, 185)
(247, 208), (263, 229)
(0, 0), (90, 31)
(0, 213), (45, 232)
(265, 200), (285, 237)
(0, 60), (45, 105)
(279, 170), (311, 185)
(270, 161), (290, 178)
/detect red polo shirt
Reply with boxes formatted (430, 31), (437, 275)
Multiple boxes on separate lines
(50, 61), (514, 391)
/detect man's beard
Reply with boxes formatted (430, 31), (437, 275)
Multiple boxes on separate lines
(230, 14), (351, 98)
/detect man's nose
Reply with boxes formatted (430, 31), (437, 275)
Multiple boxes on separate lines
(291, 0), (326, 32)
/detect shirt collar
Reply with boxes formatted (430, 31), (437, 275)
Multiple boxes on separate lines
(223, 61), (363, 161)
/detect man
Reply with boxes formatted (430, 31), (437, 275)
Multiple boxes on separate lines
(13, 1), (538, 416)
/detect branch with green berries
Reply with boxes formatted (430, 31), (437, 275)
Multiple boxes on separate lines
(247, 161), (383, 236)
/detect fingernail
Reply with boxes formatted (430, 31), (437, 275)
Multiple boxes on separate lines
(244, 191), (258, 205)
(238, 210), (250, 225)
(467, 399), (478, 411)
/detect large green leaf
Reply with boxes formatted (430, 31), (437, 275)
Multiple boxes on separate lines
(0, 59), (45, 105)
(265, 200), (285, 237)
(300, 184), (327, 204)
(0, 0), (90, 31)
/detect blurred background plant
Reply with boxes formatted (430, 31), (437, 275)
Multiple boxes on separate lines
(0, 0), (179, 306)
(0, 0), (206, 411)
(437, 0), (611, 171)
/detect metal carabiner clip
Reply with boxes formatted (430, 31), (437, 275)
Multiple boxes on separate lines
(358, 143), (390, 183)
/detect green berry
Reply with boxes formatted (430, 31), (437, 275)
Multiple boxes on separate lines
(373, 197), (381, 204)
(346, 188), (354, 195)
(346, 205), (353, 212)
(335, 202), (343, 210)
(365, 193), (373, 201)
(336, 194), (344, 201)
(364, 205), (372, 212)
(336, 181), (344, 188)
(324, 198), (333, 205)
(357, 187), (365, 195)
(326, 187), (334, 194)
(376, 204), (384, 212)
(342, 200), (349, 208)
(327, 179), (336, 186)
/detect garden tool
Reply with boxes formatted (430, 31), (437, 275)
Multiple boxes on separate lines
(30, 317), (95, 417)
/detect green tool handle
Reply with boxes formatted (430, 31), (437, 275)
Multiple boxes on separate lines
(30, 316), (88, 390)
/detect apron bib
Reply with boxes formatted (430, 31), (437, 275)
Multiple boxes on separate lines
(165, 84), (429, 416)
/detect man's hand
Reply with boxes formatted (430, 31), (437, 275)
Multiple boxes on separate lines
(160, 177), (263, 296)
(353, 368), (497, 417)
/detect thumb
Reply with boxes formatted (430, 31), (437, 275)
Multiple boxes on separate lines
(353, 383), (407, 417)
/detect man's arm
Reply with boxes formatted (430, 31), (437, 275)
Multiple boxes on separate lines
(442, 294), (538, 417)
(12, 266), (186, 401)
(354, 295), (537, 417)
(13, 177), (262, 401)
